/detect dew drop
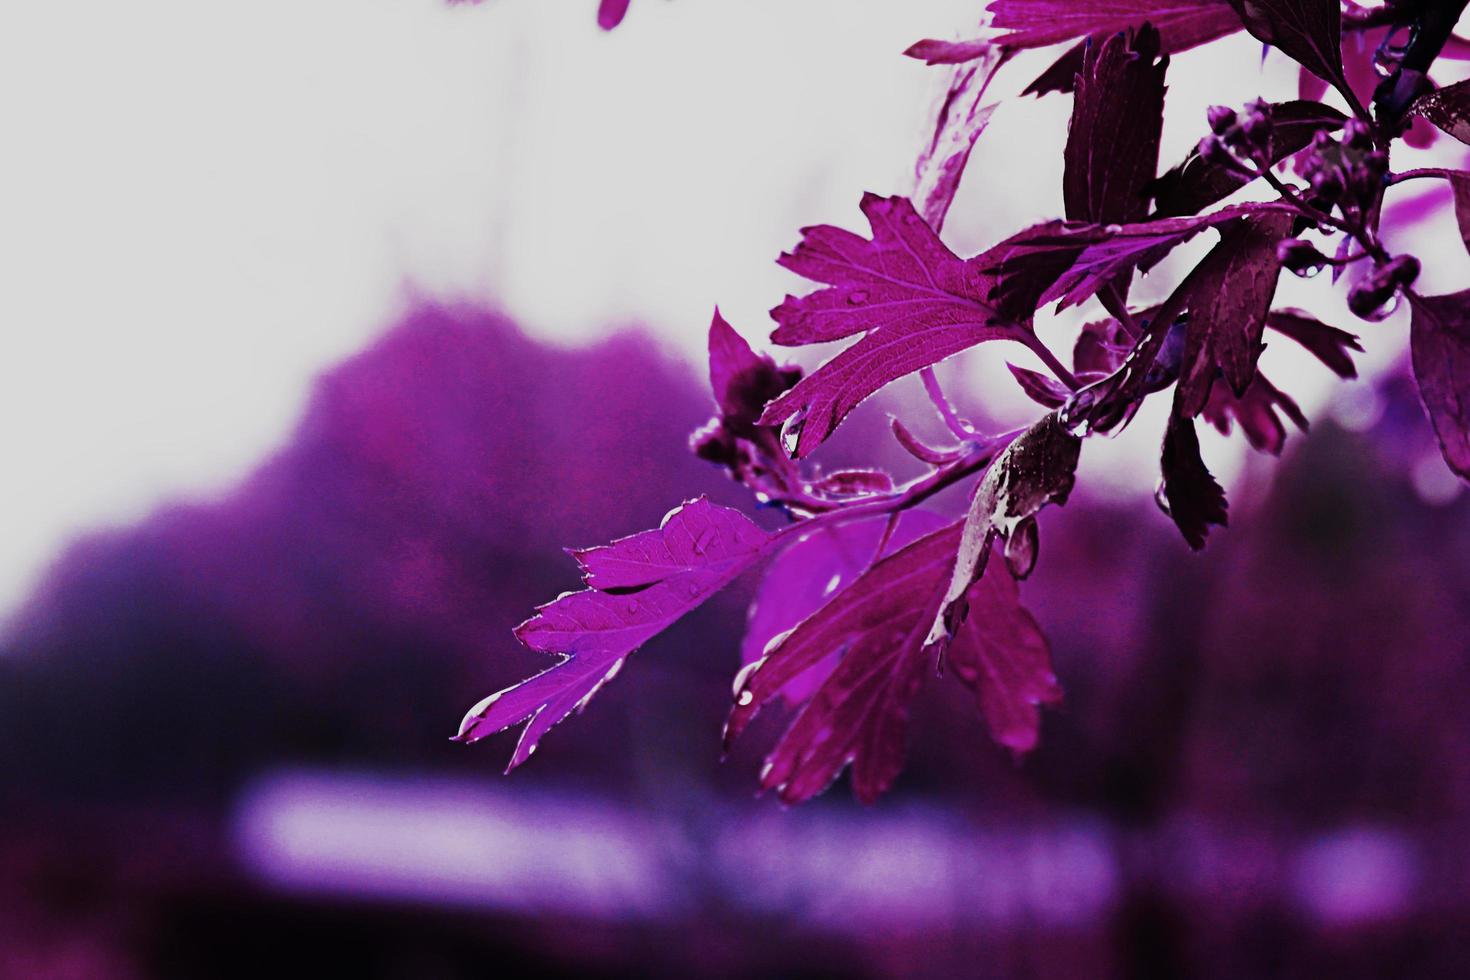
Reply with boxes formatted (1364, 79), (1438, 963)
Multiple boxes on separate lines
(625, 599), (640, 614)
(732, 657), (764, 699)
(847, 289), (870, 305)
(1291, 262), (1325, 280)
(780, 408), (808, 457)
(1363, 290), (1402, 322)
(737, 690), (754, 706)
(823, 573), (842, 596)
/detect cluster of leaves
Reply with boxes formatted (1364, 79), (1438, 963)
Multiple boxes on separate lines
(456, 0), (1470, 803)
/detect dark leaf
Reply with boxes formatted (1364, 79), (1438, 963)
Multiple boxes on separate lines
(1175, 211), (1294, 414)
(1064, 25), (1168, 226)
(456, 498), (770, 767)
(946, 556), (1062, 754)
(926, 413), (1081, 651)
(1158, 411), (1228, 549)
(1226, 0), (1346, 92)
(1412, 78), (1470, 145)
(1151, 100), (1346, 217)
(1409, 290), (1470, 480)
(1265, 308), (1362, 378)
(1449, 170), (1470, 255)
(1008, 363), (1070, 408)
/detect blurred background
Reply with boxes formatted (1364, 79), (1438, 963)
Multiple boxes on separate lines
(5, 1), (1470, 977)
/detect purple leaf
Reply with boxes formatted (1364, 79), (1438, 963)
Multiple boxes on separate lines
(1175, 211), (1294, 414)
(760, 195), (1026, 458)
(988, 0), (1241, 52)
(571, 495), (772, 591)
(597, 0), (630, 30)
(456, 497), (770, 768)
(740, 511), (948, 707)
(1411, 78), (1470, 145)
(903, 38), (997, 66)
(946, 557), (1062, 754)
(1201, 371), (1307, 455)
(1064, 25), (1168, 226)
(1265, 308), (1362, 379)
(1226, 0), (1346, 92)
(914, 61), (1003, 231)
(1158, 411), (1227, 549)
(927, 414), (1081, 652)
(1151, 100), (1346, 217)
(729, 519), (1057, 803)
(1409, 290), (1470, 481)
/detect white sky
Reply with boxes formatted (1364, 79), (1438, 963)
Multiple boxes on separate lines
(1, 1), (1464, 621)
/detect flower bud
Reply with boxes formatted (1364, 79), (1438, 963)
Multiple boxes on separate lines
(1276, 238), (1326, 276)
(690, 419), (739, 465)
(1206, 105), (1237, 135)
(1309, 168), (1345, 203)
(1361, 150), (1390, 179)
(1197, 134), (1234, 167)
(1384, 254), (1420, 287)
(1241, 110), (1272, 147)
(1344, 118), (1373, 150)
(1347, 274), (1398, 320)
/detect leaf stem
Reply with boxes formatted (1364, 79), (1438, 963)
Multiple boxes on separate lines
(1019, 332), (1081, 391)
(919, 367), (976, 440)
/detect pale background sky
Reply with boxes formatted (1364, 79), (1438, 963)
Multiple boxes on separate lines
(2, 0), (1464, 621)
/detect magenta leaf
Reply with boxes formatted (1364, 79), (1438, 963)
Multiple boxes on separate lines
(927, 414), (1081, 652)
(1175, 211), (1294, 415)
(1064, 25), (1167, 226)
(988, 0), (1241, 52)
(903, 38), (996, 66)
(1201, 372), (1307, 456)
(728, 519), (1057, 803)
(1151, 100), (1346, 217)
(740, 511), (948, 707)
(456, 497), (771, 768)
(759, 194), (1027, 458)
(914, 63), (1002, 231)
(1412, 79), (1470, 145)
(597, 0), (630, 30)
(1226, 0), (1346, 92)
(1409, 290), (1470, 481)
(1265, 308), (1362, 379)
(1158, 411), (1227, 549)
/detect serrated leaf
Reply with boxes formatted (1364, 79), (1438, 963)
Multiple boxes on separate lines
(759, 194), (1026, 458)
(1158, 410), (1227, 549)
(740, 512), (947, 708)
(728, 519), (1057, 803)
(1175, 211), (1294, 414)
(1409, 290), (1470, 481)
(456, 498), (770, 768)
